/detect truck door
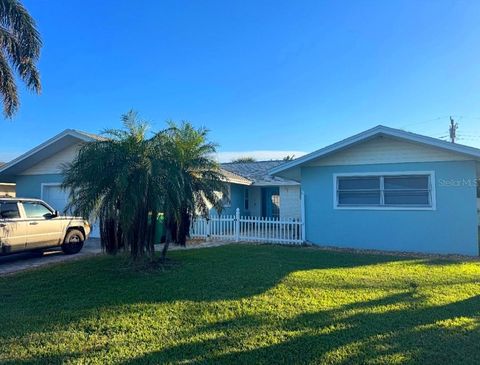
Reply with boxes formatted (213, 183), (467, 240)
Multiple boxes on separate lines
(0, 201), (27, 253)
(22, 201), (63, 249)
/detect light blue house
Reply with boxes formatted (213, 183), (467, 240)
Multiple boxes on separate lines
(2, 125), (480, 255)
(271, 125), (480, 256)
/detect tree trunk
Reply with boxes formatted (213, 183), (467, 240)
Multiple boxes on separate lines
(147, 210), (157, 260)
(177, 209), (190, 246)
(161, 228), (172, 262)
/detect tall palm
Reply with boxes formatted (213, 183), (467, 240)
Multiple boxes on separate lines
(160, 122), (226, 258)
(62, 113), (226, 262)
(62, 111), (166, 260)
(0, 0), (41, 117)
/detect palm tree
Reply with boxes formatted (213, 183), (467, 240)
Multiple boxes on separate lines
(62, 112), (226, 262)
(159, 121), (226, 259)
(231, 157), (256, 163)
(0, 0), (42, 117)
(62, 111), (166, 260)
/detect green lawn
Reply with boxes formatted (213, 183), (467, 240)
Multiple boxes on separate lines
(1, 244), (479, 364)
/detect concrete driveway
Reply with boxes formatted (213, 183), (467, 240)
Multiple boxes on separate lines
(0, 239), (101, 276)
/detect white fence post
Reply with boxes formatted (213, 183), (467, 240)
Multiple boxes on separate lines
(206, 217), (210, 241)
(300, 191), (306, 243)
(235, 208), (240, 242)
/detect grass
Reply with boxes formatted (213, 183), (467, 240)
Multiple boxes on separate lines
(0, 244), (479, 364)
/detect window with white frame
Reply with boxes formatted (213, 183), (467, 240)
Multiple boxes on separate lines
(335, 173), (433, 209)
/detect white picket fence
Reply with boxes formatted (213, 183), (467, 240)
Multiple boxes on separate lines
(191, 208), (305, 245)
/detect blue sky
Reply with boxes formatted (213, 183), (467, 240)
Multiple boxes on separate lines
(1, 0), (480, 162)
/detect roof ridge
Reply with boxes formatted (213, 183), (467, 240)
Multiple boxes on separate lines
(221, 159), (285, 165)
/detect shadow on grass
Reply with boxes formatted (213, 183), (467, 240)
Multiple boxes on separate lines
(0, 244), (409, 305)
(1, 244), (478, 364)
(123, 293), (480, 364)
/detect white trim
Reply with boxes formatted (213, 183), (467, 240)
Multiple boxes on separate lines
(270, 125), (480, 177)
(332, 171), (437, 211)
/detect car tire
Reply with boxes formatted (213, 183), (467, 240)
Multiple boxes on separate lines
(62, 229), (85, 255)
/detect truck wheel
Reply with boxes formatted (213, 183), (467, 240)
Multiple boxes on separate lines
(62, 229), (85, 255)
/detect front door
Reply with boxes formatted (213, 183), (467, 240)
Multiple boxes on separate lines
(22, 201), (64, 249)
(0, 201), (27, 253)
(261, 187), (280, 218)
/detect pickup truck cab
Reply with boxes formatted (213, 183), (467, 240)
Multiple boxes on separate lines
(0, 197), (90, 256)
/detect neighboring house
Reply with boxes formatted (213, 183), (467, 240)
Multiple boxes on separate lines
(0, 162), (16, 196)
(271, 125), (480, 256)
(219, 161), (301, 219)
(0, 130), (103, 237)
(0, 182), (16, 197)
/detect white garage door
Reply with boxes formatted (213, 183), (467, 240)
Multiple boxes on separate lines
(42, 184), (100, 238)
(43, 184), (69, 213)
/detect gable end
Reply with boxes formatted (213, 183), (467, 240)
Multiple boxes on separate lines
(307, 136), (472, 167)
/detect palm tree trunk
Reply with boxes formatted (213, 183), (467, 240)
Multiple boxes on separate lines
(161, 228), (172, 262)
(177, 209), (190, 246)
(147, 210), (157, 260)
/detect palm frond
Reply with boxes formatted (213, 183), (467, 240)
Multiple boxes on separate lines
(0, 0), (41, 117)
(0, 52), (17, 116)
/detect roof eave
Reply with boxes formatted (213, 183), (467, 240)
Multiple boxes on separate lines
(270, 125), (480, 176)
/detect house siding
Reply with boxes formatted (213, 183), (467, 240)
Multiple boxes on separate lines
(279, 185), (301, 219)
(21, 144), (80, 175)
(14, 174), (64, 198)
(309, 136), (471, 167)
(302, 160), (478, 256)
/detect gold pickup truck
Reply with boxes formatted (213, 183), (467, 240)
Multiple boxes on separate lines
(0, 197), (90, 256)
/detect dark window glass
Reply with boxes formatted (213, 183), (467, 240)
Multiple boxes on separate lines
(384, 176), (429, 190)
(338, 176), (381, 206)
(338, 191), (381, 205)
(384, 176), (430, 206)
(0, 202), (20, 219)
(338, 177), (379, 190)
(384, 190), (430, 205)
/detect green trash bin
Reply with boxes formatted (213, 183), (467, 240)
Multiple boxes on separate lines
(154, 213), (165, 244)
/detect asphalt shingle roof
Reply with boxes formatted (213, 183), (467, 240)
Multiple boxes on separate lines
(220, 160), (299, 186)
(219, 168), (252, 185)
